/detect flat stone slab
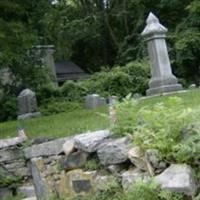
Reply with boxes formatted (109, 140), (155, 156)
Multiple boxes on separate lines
(0, 148), (24, 162)
(24, 137), (73, 159)
(155, 164), (196, 196)
(97, 137), (131, 165)
(74, 130), (111, 153)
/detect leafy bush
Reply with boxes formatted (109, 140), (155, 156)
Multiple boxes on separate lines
(114, 96), (200, 162)
(39, 99), (81, 116)
(173, 123), (200, 163)
(0, 94), (17, 122)
(83, 60), (149, 98)
(61, 80), (87, 102)
(37, 83), (62, 104)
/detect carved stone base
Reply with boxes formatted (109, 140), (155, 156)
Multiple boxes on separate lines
(18, 112), (41, 120)
(146, 84), (183, 96)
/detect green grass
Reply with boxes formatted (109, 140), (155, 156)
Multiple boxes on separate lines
(0, 106), (109, 139)
(138, 89), (200, 108)
(1, 89), (200, 139)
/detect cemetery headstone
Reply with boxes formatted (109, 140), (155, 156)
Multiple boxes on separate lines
(17, 89), (41, 120)
(141, 12), (182, 96)
(85, 94), (106, 109)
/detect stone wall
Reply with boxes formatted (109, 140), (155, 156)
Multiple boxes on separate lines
(0, 130), (197, 199)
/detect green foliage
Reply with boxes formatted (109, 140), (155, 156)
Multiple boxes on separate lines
(40, 99), (81, 116)
(64, 180), (186, 200)
(37, 83), (62, 104)
(83, 154), (101, 171)
(83, 60), (149, 97)
(61, 81), (87, 102)
(114, 96), (200, 162)
(0, 94), (17, 122)
(173, 123), (200, 163)
(0, 166), (22, 187)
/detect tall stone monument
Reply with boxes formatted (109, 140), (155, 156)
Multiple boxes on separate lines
(17, 89), (41, 120)
(35, 45), (58, 85)
(141, 12), (182, 95)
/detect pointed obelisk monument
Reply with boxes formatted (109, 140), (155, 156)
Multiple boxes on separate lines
(141, 12), (182, 95)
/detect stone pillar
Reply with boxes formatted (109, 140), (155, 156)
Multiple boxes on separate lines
(17, 89), (41, 120)
(141, 12), (182, 96)
(35, 45), (57, 85)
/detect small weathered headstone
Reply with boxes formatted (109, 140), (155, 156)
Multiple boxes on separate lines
(85, 94), (106, 109)
(141, 12), (182, 95)
(17, 89), (41, 120)
(85, 94), (100, 109)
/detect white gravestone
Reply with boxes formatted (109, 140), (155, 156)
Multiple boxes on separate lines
(141, 12), (182, 96)
(17, 89), (41, 120)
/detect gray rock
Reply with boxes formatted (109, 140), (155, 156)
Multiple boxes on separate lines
(18, 185), (35, 198)
(128, 147), (147, 171)
(107, 164), (127, 175)
(97, 137), (131, 165)
(0, 148), (24, 163)
(74, 130), (111, 153)
(30, 157), (53, 199)
(24, 137), (72, 159)
(62, 151), (88, 170)
(145, 149), (166, 172)
(11, 167), (31, 177)
(65, 169), (97, 195)
(63, 139), (75, 156)
(4, 159), (26, 170)
(155, 164), (197, 196)
(121, 169), (149, 191)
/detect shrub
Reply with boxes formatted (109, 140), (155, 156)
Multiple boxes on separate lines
(82, 60), (149, 98)
(61, 80), (87, 101)
(114, 96), (200, 162)
(0, 94), (17, 122)
(39, 99), (81, 116)
(37, 83), (62, 104)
